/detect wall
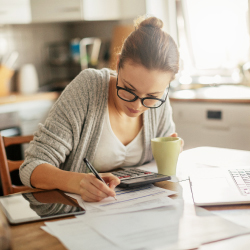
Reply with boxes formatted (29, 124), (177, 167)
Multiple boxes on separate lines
(0, 20), (119, 89)
(0, 23), (70, 88)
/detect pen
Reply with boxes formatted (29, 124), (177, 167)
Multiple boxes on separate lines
(83, 158), (117, 201)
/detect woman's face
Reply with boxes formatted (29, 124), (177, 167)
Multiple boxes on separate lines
(115, 62), (173, 118)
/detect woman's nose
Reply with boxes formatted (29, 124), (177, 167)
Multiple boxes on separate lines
(131, 98), (143, 109)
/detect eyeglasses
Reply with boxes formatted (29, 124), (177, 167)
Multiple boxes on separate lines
(116, 73), (170, 109)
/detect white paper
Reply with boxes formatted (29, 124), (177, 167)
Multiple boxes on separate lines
(66, 184), (177, 214)
(45, 218), (120, 250)
(87, 206), (183, 250)
(211, 209), (250, 229)
(87, 200), (250, 250)
(43, 199), (250, 250)
(77, 196), (176, 217)
(87, 185), (176, 210)
(41, 226), (55, 236)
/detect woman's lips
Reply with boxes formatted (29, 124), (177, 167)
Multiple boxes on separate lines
(127, 107), (140, 113)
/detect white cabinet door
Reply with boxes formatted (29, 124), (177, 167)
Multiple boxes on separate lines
(30, 0), (149, 23)
(31, 0), (82, 23)
(0, 0), (31, 24)
(82, 0), (120, 20)
(18, 100), (55, 135)
(171, 101), (250, 151)
(31, 0), (121, 22)
(119, 0), (146, 19)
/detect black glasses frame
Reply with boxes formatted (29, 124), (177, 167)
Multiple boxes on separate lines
(116, 74), (170, 109)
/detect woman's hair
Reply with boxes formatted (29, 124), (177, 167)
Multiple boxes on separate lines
(119, 16), (179, 76)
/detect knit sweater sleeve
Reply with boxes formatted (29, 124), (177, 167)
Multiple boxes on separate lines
(156, 98), (175, 138)
(19, 70), (90, 188)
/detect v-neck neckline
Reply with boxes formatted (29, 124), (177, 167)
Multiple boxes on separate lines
(106, 106), (143, 148)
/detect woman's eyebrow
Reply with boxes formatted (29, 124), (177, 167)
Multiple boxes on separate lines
(123, 79), (136, 90)
(122, 78), (166, 95)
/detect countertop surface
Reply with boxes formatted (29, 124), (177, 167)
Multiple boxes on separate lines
(170, 85), (250, 103)
(0, 91), (60, 105)
(2, 86), (250, 105)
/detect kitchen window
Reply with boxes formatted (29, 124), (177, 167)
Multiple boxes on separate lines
(176, 0), (249, 86)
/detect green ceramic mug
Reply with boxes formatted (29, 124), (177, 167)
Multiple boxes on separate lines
(151, 137), (182, 176)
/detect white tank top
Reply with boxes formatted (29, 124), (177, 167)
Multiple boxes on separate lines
(93, 106), (143, 172)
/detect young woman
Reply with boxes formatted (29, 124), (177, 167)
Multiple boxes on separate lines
(20, 16), (180, 202)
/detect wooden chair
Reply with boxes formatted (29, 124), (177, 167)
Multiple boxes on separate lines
(0, 133), (34, 195)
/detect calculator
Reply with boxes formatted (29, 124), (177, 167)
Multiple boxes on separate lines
(111, 168), (170, 188)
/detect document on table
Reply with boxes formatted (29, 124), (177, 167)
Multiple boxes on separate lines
(86, 203), (250, 250)
(45, 218), (121, 250)
(87, 207), (182, 250)
(43, 199), (250, 250)
(44, 207), (182, 250)
(66, 184), (177, 214)
(211, 209), (250, 229)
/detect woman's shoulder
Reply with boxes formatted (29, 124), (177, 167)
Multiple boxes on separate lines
(70, 68), (111, 89)
(52, 68), (111, 112)
(58, 68), (110, 99)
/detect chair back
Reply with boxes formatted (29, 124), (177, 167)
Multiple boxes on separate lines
(0, 133), (33, 195)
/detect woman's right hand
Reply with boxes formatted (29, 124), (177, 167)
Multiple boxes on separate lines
(79, 173), (120, 202)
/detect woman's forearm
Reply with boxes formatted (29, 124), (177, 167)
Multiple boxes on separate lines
(30, 163), (84, 194)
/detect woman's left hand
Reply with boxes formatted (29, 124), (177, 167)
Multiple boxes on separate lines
(170, 132), (184, 152)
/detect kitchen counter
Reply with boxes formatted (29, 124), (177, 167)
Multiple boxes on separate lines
(170, 85), (250, 103)
(0, 91), (60, 105)
(170, 85), (250, 151)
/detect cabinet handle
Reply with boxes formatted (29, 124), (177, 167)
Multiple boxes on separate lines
(207, 110), (222, 120)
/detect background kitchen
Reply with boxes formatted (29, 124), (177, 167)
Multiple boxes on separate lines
(0, 0), (250, 185)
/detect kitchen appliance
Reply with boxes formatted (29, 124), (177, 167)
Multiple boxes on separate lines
(46, 42), (70, 65)
(17, 64), (39, 95)
(80, 37), (101, 70)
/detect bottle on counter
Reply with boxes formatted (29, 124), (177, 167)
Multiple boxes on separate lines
(17, 64), (39, 95)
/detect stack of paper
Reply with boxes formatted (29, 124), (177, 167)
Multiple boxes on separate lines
(41, 182), (250, 250)
(66, 184), (177, 215)
(43, 199), (250, 250)
(42, 184), (178, 250)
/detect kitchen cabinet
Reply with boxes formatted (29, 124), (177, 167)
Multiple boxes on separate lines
(31, 0), (82, 23)
(171, 100), (250, 151)
(0, 0), (31, 24)
(0, 97), (56, 136)
(31, 0), (120, 23)
(82, 0), (120, 20)
(30, 0), (148, 23)
(119, 0), (146, 20)
(18, 100), (55, 136)
(0, 92), (58, 155)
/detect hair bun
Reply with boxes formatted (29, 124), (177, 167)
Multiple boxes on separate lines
(134, 16), (163, 29)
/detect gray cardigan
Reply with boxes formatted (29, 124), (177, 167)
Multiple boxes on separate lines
(20, 68), (175, 188)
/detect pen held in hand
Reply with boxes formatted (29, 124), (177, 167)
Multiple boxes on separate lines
(83, 158), (117, 201)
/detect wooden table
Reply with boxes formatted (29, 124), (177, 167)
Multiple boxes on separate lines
(9, 147), (250, 250)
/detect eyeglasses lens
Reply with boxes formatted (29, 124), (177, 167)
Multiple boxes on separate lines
(143, 99), (162, 108)
(118, 89), (163, 108)
(118, 89), (136, 101)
